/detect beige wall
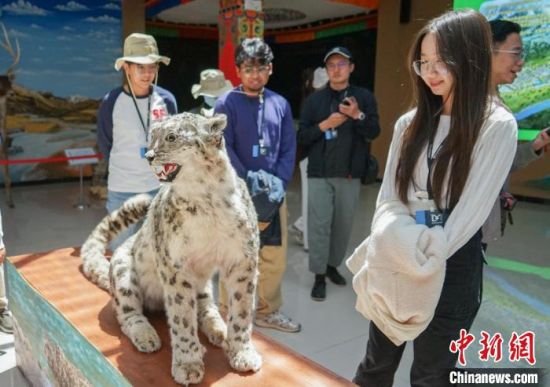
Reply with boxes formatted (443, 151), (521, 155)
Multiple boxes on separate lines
(372, 0), (451, 173)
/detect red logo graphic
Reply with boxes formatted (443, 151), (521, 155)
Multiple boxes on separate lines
(509, 331), (536, 365)
(152, 108), (167, 120)
(478, 331), (503, 362)
(449, 330), (536, 366)
(449, 329), (475, 366)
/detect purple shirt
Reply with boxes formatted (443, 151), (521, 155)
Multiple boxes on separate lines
(214, 87), (296, 187)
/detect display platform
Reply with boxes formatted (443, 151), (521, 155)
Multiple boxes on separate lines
(6, 248), (354, 387)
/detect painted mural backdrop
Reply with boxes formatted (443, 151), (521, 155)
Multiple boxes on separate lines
(451, 1), (550, 372)
(0, 0), (121, 184)
(455, 0), (550, 137)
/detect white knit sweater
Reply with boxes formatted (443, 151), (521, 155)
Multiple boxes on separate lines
(347, 102), (517, 345)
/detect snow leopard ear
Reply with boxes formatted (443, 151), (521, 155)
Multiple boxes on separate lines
(207, 113), (227, 135)
(206, 114), (227, 148)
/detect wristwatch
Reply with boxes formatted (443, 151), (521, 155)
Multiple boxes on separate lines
(356, 111), (366, 121)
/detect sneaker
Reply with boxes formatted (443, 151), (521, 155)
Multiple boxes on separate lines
(326, 265), (346, 286)
(0, 309), (14, 334)
(255, 311), (301, 333)
(290, 220), (304, 234)
(290, 224), (305, 247)
(311, 275), (326, 301)
(294, 231), (304, 246)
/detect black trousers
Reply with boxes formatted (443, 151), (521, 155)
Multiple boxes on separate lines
(353, 230), (484, 387)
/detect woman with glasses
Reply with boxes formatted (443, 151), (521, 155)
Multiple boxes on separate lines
(97, 33), (177, 249)
(482, 19), (550, 243)
(347, 10), (517, 386)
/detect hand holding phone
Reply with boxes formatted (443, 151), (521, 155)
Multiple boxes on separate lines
(341, 98), (351, 106)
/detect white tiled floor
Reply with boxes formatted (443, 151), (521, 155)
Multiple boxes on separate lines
(0, 177), (548, 386)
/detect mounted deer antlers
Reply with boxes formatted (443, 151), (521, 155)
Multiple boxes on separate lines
(0, 23), (20, 83)
(0, 22), (20, 207)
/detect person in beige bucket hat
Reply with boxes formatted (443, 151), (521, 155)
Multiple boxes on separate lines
(97, 32), (177, 250)
(191, 69), (233, 99)
(115, 33), (172, 98)
(114, 33), (171, 71)
(190, 69), (233, 117)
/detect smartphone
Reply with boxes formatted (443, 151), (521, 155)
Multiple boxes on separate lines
(341, 98), (351, 106)
(544, 127), (550, 136)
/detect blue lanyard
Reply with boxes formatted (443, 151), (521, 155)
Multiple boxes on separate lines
(256, 92), (265, 145)
(239, 86), (266, 145)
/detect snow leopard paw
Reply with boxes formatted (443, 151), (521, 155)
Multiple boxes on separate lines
(201, 315), (227, 347)
(172, 360), (205, 385)
(124, 319), (161, 353)
(226, 343), (262, 372)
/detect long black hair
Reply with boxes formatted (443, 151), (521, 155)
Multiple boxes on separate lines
(396, 9), (493, 210)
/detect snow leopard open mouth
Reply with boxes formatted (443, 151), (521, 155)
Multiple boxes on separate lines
(153, 163), (181, 182)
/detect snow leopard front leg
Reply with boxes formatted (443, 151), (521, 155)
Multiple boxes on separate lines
(158, 263), (206, 385)
(197, 278), (227, 347)
(222, 251), (262, 372)
(110, 237), (161, 353)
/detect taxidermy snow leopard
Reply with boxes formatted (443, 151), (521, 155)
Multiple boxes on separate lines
(81, 113), (262, 385)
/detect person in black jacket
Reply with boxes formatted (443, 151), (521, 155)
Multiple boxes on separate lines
(297, 46), (380, 301)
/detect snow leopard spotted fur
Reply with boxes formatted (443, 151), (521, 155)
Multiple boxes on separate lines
(81, 113), (262, 385)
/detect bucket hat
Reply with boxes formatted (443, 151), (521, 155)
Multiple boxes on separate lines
(191, 69), (233, 99)
(114, 33), (170, 71)
(312, 67), (329, 89)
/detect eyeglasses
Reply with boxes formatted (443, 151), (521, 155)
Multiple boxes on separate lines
(131, 63), (159, 75)
(494, 49), (525, 61)
(326, 61), (350, 71)
(412, 59), (449, 76)
(241, 65), (270, 75)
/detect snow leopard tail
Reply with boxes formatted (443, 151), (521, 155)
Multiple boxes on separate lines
(80, 193), (152, 291)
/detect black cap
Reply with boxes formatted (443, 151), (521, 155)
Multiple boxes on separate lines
(323, 46), (353, 63)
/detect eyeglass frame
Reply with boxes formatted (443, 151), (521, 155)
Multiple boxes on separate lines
(494, 49), (525, 61)
(412, 59), (449, 77)
(239, 65), (271, 76)
(326, 60), (351, 71)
